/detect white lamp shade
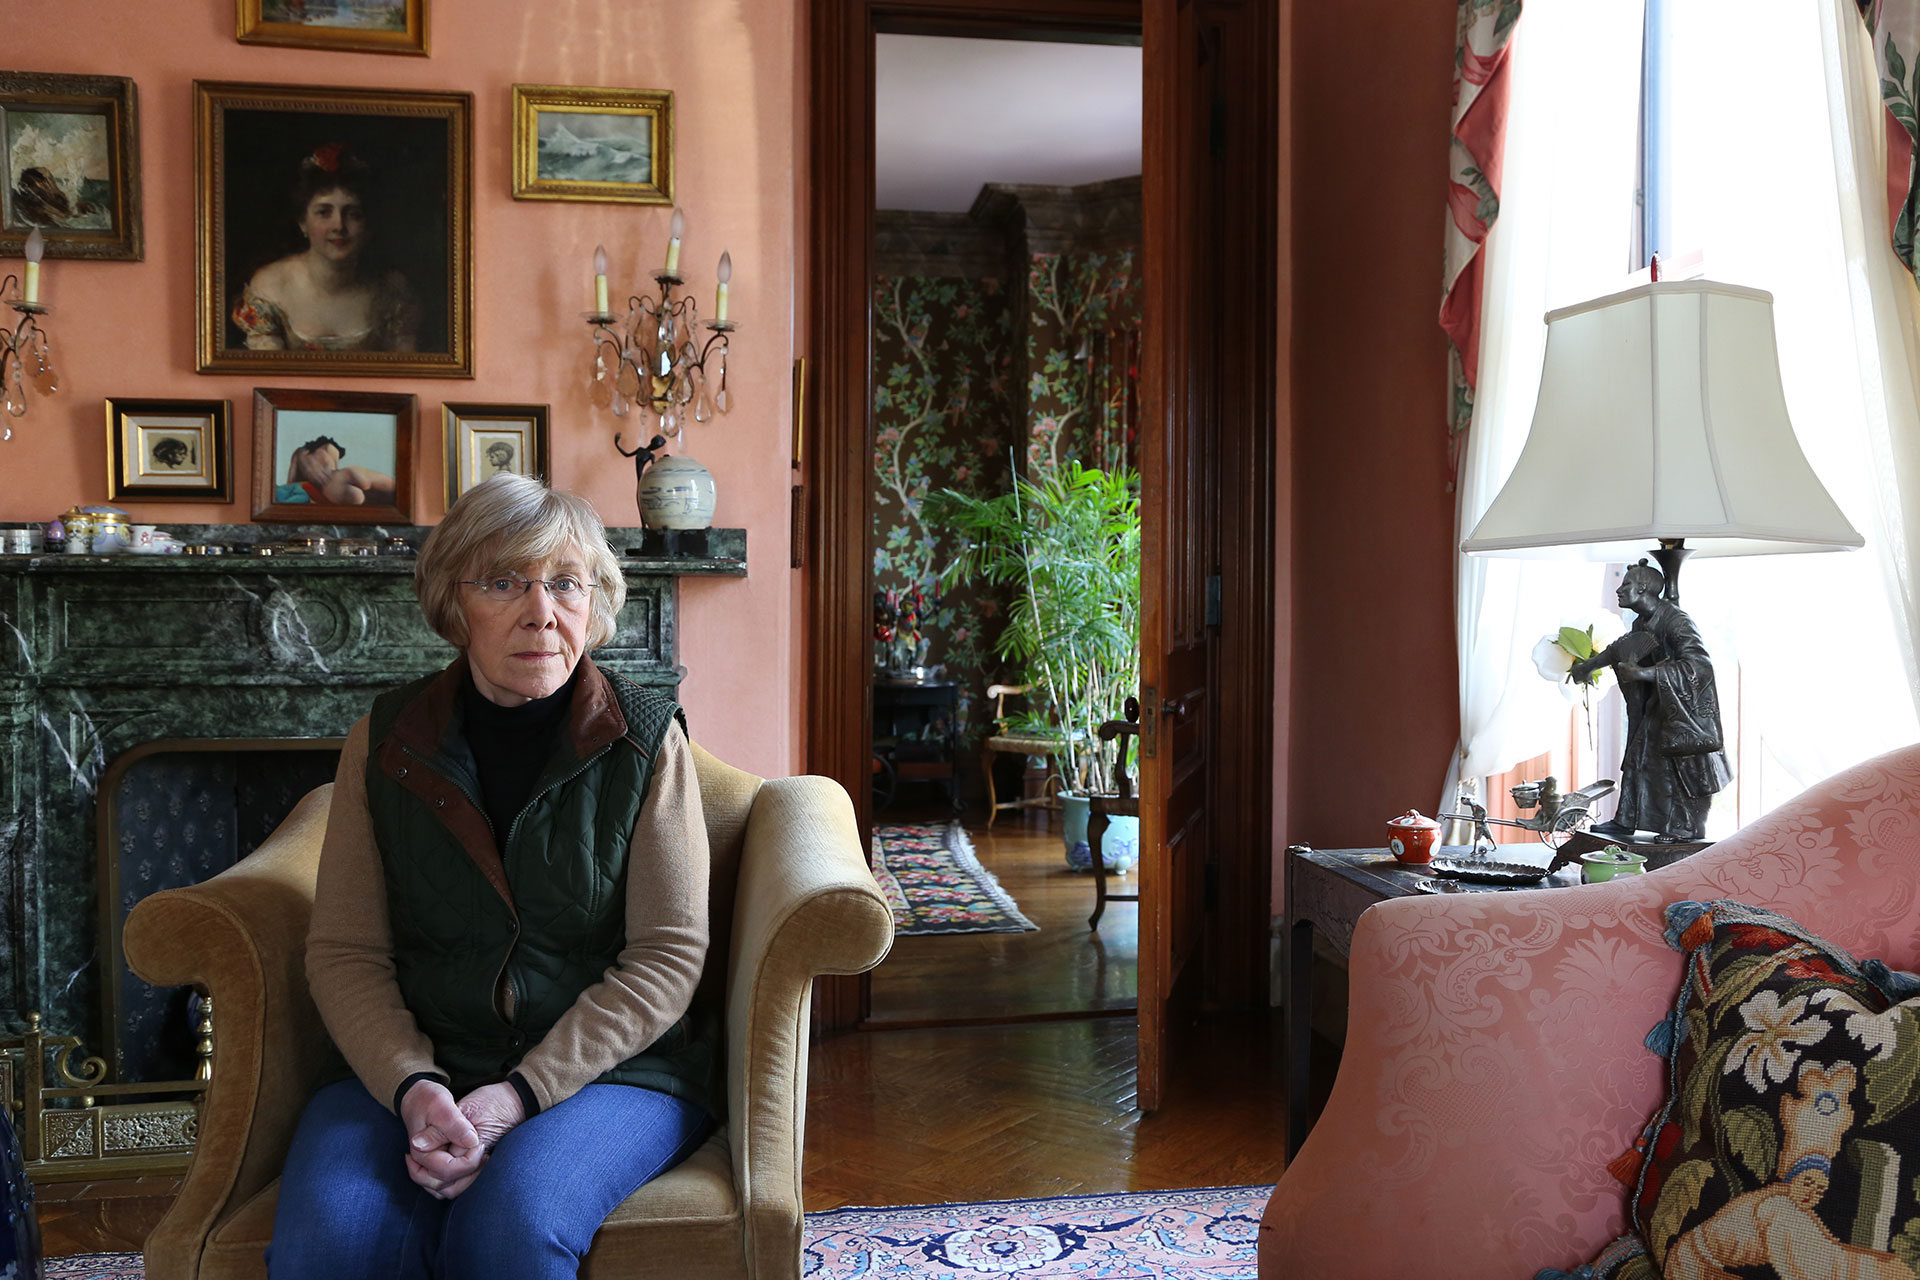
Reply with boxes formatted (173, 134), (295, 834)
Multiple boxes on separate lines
(1462, 280), (1863, 559)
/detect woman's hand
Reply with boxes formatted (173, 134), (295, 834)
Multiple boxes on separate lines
(456, 1081), (528, 1151)
(1615, 661), (1654, 685)
(399, 1080), (486, 1200)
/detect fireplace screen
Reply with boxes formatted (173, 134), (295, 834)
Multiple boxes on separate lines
(103, 741), (342, 1082)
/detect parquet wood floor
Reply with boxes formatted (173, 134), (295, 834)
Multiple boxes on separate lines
(867, 805), (1139, 1021)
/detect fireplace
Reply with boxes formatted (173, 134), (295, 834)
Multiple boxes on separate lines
(0, 523), (744, 1177)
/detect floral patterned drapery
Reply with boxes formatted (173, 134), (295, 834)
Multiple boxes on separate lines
(1857, 0), (1920, 271)
(1440, 0), (1524, 475)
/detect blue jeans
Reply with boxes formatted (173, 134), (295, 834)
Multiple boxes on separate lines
(268, 1078), (711, 1280)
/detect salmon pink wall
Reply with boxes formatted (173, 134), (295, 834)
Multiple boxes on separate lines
(1287, 0), (1461, 849)
(8, 0), (801, 778)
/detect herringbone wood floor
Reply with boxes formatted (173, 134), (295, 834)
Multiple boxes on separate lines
(39, 810), (1298, 1253)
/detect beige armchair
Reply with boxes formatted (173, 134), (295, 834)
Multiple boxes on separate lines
(122, 745), (893, 1280)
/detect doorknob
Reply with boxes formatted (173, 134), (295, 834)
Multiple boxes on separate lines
(1161, 694), (1193, 721)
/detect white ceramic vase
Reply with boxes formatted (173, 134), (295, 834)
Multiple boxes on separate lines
(637, 455), (717, 530)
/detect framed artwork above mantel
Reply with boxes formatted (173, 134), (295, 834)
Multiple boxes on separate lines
(194, 81), (473, 378)
(251, 385), (416, 524)
(236, 0), (430, 57)
(0, 71), (143, 260)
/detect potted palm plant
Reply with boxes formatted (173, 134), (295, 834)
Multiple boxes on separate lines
(930, 461), (1141, 870)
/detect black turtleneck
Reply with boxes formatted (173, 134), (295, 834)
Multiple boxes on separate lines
(460, 664), (581, 844)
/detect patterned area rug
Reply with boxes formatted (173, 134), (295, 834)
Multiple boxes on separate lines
(870, 821), (1039, 936)
(45, 1184), (1272, 1279)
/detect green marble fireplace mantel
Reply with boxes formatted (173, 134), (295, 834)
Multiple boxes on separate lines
(0, 523), (745, 1066)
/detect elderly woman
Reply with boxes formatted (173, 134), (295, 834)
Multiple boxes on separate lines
(232, 142), (420, 353)
(269, 474), (714, 1279)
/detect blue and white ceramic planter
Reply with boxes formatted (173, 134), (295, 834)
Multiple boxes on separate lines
(1060, 793), (1138, 873)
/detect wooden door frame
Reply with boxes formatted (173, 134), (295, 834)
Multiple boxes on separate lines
(804, 0), (1277, 1032)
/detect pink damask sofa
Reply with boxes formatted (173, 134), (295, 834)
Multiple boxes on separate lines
(1259, 743), (1920, 1278)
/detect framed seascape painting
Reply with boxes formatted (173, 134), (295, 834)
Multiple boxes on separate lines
(442, 401), (549, 506)
(196, 81), (472, 378)
(237, 0), (429, 56)
(104, 398), (232, 502)
(252, 386), (416, 523)
(1, 72), (142, 260)
(511, 85), (673, 205)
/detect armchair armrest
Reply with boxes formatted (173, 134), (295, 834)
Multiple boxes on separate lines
(122, 785), (334, 1280)
(723, 775), (893, 1278)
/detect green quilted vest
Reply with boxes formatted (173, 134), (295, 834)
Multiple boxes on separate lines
(363, 659), (716, 1114)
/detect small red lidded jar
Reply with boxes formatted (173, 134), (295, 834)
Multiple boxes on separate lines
(1387, 809), (1441, 864)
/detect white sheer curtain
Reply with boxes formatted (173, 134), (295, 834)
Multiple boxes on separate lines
(1821, 0), (1920, 722)
(1663, 0), (1919, 820)
(1443, 2), (1644, 812)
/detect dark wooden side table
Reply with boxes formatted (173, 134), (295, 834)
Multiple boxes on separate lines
(872, 679), (962, 812)
(1285, 844), (1583, 1159)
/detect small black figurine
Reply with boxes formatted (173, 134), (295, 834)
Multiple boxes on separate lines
(615, 432), (669, 483)
(1570, 559), (1731, 843)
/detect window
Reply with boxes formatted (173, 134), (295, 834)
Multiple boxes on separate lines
(1474, 0), (1920, 838)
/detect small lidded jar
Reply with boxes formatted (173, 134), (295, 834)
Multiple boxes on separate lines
(1386, 809), (1442, 864)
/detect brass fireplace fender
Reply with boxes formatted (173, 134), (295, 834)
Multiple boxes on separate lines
(3, 1006), (209, 1181)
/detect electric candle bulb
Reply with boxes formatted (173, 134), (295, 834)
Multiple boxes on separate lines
(715, 249), (732, 323)
(593, 243), (609, 315)
(665, 207), (684, 274)
(22, 228), (43, 306)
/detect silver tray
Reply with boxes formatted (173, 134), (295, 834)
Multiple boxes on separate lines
(1427, 856), (1551, 886)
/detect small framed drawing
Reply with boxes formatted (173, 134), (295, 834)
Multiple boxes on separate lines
(1, 72), (143, 260)
(252, 386), (416, 523)
(443, 402), (549, 506)
(196, 81), (473, 378)
(237, 0), (429, 56)
(511, 85), (672, 205)
(104, 398), (233, 502)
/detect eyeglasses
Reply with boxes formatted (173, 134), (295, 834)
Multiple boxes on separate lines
(458, 572), (597, 606)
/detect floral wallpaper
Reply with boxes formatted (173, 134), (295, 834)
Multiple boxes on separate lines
(871, 240), (1142, 762)
(872, 273), (1017, 745)
(1025, 248), (1142, 475)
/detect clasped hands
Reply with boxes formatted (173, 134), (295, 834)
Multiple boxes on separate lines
(399, 1079), (527, 1199)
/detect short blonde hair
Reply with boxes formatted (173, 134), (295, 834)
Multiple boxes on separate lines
(416, 474), (627, 650)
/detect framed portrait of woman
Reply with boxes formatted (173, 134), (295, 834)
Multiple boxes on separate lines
(195, 82), (472, 379)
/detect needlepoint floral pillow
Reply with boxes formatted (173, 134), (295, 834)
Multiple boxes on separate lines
(1539, 899), (1920, 1280)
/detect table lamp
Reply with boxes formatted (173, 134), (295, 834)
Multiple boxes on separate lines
(1461, 279), (1863, 842)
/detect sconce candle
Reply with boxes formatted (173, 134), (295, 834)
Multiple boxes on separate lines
(22, 228), (43, 306)
(593, 243), (609, 315)
(715, 250), (731, 323)
(664, 207), (685, 274)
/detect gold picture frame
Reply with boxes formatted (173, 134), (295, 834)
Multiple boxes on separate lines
(195, 81), (473, 378)
(104, 398), (232, 502)
(511, 84), (673, 205)
(236, 0), (429, 56)
(443, 401), (550, 506)
(1, 72), (143, 261)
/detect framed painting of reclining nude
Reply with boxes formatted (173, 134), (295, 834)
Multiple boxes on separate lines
(252, 386), (416, 523)
(195, 81), (472, 378)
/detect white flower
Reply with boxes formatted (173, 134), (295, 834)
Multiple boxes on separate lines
(1725, 989), (1831, 1090)
(1811, 988), (1902, 1062)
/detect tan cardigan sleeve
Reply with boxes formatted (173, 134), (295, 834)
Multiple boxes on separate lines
(305, 716), (444, 1112)
(513, 720), (710, 1112)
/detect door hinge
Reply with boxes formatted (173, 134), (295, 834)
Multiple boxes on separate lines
(1205, 573), (1223, 629)
(1140, 684), (1158, 760)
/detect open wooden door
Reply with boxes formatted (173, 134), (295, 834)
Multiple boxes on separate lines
(1135, 0), (1279, 1110)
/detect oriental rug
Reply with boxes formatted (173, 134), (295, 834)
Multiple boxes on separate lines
(870, 821), (1039, 936)
(45, 1183), (1274, 1279)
